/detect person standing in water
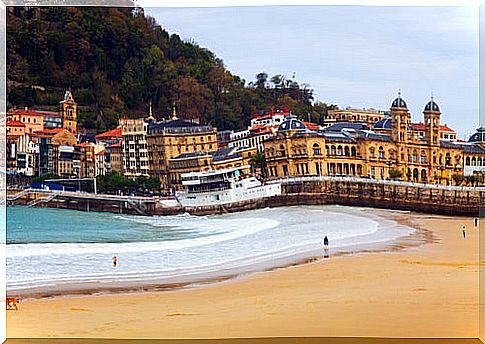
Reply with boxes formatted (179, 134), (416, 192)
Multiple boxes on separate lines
(323, 236), (329, 248)
(112, 255), (118, 268)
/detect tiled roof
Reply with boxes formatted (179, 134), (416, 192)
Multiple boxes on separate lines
(96, 127), (122, 139)
(34, 128), (64, 136)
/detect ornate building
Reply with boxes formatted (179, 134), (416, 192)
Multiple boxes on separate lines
(264, 94), (478, 184)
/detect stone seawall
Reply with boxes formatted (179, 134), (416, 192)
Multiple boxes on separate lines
(8, 178), (484, 217)
(185, 179), (484, 217)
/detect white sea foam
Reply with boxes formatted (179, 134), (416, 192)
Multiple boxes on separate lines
(7, 206), (414, 293)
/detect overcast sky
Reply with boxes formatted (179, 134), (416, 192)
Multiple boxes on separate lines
(146, 6), (478, 139)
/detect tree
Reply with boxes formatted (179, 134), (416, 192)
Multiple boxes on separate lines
(249, 152), (266, 178)
(452, 174), (465, 186)
(389, 169), (403, 180)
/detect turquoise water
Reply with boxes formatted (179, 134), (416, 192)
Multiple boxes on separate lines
(7, 206), (205, 244)
(7, 205), (414, 295)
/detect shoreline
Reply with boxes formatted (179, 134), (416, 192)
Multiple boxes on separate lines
(7, 206), (427, 300)
(7, 211), (479, 338)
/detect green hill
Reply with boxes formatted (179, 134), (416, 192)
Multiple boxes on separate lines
(7, 6), (334, 133)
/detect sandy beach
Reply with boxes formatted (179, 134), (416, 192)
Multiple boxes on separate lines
(7, 212), (479, 339)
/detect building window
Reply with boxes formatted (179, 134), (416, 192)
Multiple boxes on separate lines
(351, 147), (356, 157)
(369, 147), (375, 158)
(313, 143), (321, 155)
(420, 151), (426, 164)
(378, 146), (384, 159)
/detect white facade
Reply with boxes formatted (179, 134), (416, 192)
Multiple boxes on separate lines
(228, 111), (286, 152)
(120, 118), (149, 178)
(16, 134), (38, 176)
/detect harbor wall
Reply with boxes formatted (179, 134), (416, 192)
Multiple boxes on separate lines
(184, 179), (484, 217)
(7, 178), (485, 217)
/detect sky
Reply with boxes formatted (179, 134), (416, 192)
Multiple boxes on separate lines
(146, 6), (479, 139)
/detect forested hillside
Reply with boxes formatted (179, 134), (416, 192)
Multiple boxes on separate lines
(7, 7), (334, 133)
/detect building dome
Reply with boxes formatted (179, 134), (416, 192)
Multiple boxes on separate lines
(278, 115), (307, 132)
(391, 94), (407, 109)
(373, 117), (392, 130)
(468, 127), (485, 142)
(424, 98), (440, 112)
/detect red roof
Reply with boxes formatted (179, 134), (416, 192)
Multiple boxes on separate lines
(96, 150), (106, 156)
(440, 125), (455, 133)
(303, 121), (319, 131)
(7, 120), (25, 127)
(108, 142), (122, 148)
(95, 127), (122, 140)
(411, 122), (455, 133)
(8, 109), (45, 117)
(34, 128), (64, 136)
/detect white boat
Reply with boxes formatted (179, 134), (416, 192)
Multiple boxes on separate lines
(176, 166), (281, 207)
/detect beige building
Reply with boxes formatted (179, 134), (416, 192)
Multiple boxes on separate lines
(325, 108), (386, 126)
(7, 109), (44, 134)
(37, 128), (77, 177)
(147, 111), (218, 191)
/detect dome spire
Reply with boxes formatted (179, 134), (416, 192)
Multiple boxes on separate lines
(391, 89), (407, 109)
(172, 102), (178, 120)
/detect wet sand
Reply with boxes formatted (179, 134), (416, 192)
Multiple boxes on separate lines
(7, 213), (479, 338)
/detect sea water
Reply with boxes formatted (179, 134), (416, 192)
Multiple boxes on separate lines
(7, 205), (414, 294)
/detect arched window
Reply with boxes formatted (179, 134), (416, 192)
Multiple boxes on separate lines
(478, 157), (482, 166)
(420, 150), (426, 164)
(369, 147), (375, 158)
(472, 157), (476, 166)
(344, 146), (350, 156)
(445, 153), (451, 166)
(325, 145), (329, 155)
(351, 147), (357, 157)
(313, 143), (321, 155)
(378, 146), (384, 159)
(331, 146), (336, 155)
(412, 150), (418, 163)
(279, 144), (286, 157)
(337, 146), (343, 156)
(421, 169), (427, 181)
(466, 157), (471, 165)
(389, 149), (395, 160)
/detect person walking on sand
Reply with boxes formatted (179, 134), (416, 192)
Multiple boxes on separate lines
(475, 218), (478, 227)
(462, 226), (466, 239)
(112, 255), (118, 268)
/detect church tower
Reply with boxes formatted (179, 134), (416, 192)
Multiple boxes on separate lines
(423, 97), (441, 146)
(59, 90), (78, 134)
(390, 91), (410, 143)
